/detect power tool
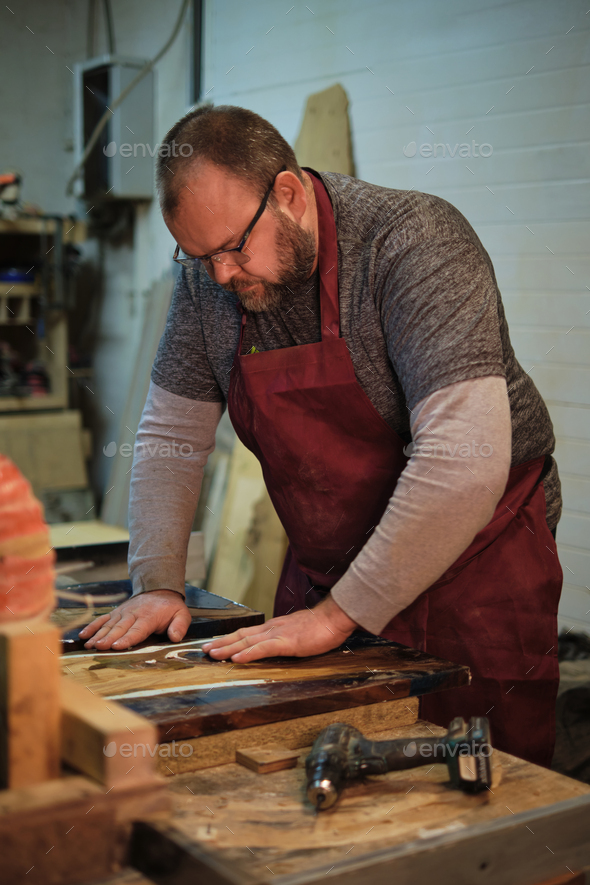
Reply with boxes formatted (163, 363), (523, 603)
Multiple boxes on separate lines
(306, 716), (493, 811)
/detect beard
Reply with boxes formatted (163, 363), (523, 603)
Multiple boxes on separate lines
(221, 210), (316, 312)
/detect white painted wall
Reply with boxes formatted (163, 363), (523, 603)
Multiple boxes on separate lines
(202, 0), (590, 631)
(0, 1), (85, 215)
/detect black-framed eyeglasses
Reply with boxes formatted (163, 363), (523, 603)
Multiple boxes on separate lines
(173, 165), (287, 274)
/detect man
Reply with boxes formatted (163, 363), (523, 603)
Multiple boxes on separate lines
(81, 106), (563, 766)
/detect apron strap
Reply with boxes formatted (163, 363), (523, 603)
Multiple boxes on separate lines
(308, 172), (340, 340)
(234, 300), (247, 352)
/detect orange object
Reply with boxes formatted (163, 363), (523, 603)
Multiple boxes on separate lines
(0, 455), (55, 621)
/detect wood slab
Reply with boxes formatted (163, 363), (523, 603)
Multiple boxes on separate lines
(61, 635), (469, 743)
(53, 580), (264, 651)
(154, 698), (419, 776)
(60, 676), (161, 789)
(130, 720), (590, 885)
(0, 774), (169, 885)
(236, 746), (301, 774)
(0, 620), (61, 789)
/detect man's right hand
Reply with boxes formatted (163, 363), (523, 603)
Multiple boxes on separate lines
(78, 589), (192, 651)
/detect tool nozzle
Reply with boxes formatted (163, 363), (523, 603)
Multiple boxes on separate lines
(307, 778), (338, 811)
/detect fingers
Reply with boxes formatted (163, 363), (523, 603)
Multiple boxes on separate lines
(203, 637), (249, 660)
(204, 625), (278, 661)
(78, 613), (112, 639)
(83, 610), (123, 647)
(229, 636), (283, 663)
(84, 612), (155, 650)
(167, 607), (192, 643)
(80, 593), (192, 651)
(109, 621), (156, 650)
(202, 621), (280, 655)
(83, 611), (133, 649)
(203, 605), (355, 663)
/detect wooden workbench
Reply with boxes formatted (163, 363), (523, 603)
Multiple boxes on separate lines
(128, 719), (590, 885)
(6, 619), (589, 885)
(56, 631), (590, 885)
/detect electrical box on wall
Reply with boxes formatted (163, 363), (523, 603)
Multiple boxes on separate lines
(73, 55), (154, 201)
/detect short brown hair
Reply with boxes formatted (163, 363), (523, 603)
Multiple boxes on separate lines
(156, 105), (304, 217)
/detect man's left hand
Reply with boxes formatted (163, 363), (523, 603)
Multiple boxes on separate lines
(202, 594), (357, 662)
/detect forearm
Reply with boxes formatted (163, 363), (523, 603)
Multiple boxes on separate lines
(331, 376), (512, 634)
(128, 381), (222, 596)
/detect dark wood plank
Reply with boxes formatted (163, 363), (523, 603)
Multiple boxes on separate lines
(115, 637), (469, 741)
(54, 581), (264, 651)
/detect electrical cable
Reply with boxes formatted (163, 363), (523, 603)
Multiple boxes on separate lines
(66, 0), (190, 196)
(87, 0), (96, 58)
(102, 0), (116, 55)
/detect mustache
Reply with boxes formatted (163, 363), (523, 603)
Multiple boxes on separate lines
(222, 277), (263, 294)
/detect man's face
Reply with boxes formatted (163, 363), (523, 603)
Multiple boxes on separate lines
(165, 163), (316, 311)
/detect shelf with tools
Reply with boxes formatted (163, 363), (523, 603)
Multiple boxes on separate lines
(0, 215), (94, 523)
(0, 281), (39, 324)
(0, 215), (85, 411)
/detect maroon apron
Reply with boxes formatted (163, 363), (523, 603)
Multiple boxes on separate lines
(227, 172), (562, 767)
